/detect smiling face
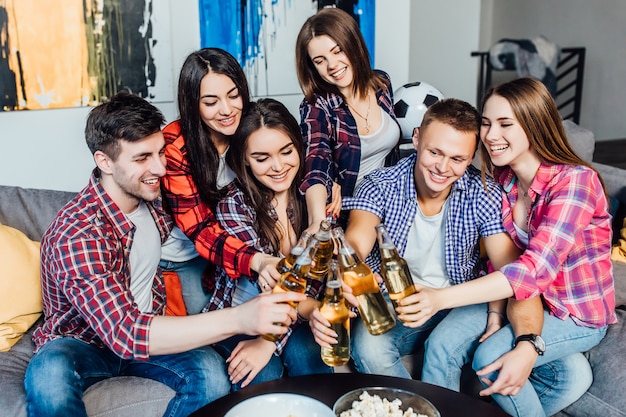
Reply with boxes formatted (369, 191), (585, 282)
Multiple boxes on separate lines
(413, 120), (476, 199)
(198, 72), (244, 139)
(480, 94), (534, 168)
(96, 131), (167, 213)
(245, 127), (300, 196)
(307, 34), (354, 94)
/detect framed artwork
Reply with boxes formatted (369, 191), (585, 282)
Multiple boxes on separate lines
(198, 0), (375, 98)
(0, 0), (172, 111)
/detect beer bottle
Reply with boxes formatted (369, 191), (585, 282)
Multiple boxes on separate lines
(333, 227), (395, 335)
(319, 259), (350, 366)
(276, 231), (313, 274)
(308, 219), (334, 281)
(262, 238), (319, 342)
(375, 223), (417, 310)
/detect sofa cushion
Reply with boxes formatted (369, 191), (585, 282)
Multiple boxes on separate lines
(558, 308), (626, 417)
(84, 376), (175, 417)
(563, 120), (595, 164)
(0, 224), (42, 351)
(0, 185), (76, 241)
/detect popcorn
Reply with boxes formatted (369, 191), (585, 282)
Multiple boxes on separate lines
(339, 391), (428, 417)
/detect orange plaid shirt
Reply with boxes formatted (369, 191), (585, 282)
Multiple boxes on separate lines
(162, 121), (257, 290)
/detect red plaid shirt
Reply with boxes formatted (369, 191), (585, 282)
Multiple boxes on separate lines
(34, 171), (172, 359)
(162, 121), (258, 292)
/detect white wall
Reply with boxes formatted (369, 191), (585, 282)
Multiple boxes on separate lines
(2, 1), (623, 192)
(484, 0), (626, 141)
(1, 1), (418, 192)
(407, 0), (482, 106)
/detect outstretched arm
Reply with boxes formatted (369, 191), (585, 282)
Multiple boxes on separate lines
(477, 296), (544, 397)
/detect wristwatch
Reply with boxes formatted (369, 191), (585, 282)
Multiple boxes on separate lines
(514, 334), (546, 355)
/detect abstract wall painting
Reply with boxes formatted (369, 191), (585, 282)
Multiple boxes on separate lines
(198, 0), (375, 98)
(0, 0), (172, 112)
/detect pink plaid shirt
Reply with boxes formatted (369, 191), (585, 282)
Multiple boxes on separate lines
(497, 163), (616, 328)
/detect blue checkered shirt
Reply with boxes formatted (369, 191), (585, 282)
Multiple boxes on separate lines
(342, 153), (506, 285)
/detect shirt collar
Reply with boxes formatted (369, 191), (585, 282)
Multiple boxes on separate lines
(500, 162), (558, 198)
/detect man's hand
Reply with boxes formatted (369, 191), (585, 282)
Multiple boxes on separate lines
(227, 337), (276, 388)
(476, 343), (537, 397)
(235, 291), (305, 336)
(396, 285), (443, 327)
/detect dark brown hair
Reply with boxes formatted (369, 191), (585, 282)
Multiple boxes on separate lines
(177, 48), (250, 210)
(227, 98), (307, 254)
(295, 7), (385, 103)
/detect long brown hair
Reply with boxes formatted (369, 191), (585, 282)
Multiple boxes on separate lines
(177, 48), (251, 210)
(295, 7), (385, 104)
(480, 77), (595, 176)
(227, 98), (307, 254)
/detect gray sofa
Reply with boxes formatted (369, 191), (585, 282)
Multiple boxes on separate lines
(0, 121), (624, 417)
(0, 186), (175, 417)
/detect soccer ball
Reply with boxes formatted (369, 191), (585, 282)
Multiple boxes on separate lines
(394, 81), (445, 140)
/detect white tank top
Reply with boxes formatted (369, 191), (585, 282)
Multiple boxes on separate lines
(127, 201), (161, 313)
(356, 109), (399, 189)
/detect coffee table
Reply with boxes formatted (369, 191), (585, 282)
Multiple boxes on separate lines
(189, 373), (510, 416)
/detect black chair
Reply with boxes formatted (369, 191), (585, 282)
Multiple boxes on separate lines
(471, 47), (585, 124)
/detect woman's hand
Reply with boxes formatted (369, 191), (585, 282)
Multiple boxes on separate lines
(326, 181), (342, 219)
(251, 253), (281, 291)
(309, 283), (357, 347)
(227, 337), (276, 387)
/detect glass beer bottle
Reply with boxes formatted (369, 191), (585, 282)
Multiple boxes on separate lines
(308, 219), (334, 281)
(276, 231), (313, 274)
(319, 260), (350, 366)
(333, 228), (395, 335)
(262, 238), (319, 342)
(375, 223), (417, 309)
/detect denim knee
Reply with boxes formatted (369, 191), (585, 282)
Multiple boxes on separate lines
(24, 339), (107, 417)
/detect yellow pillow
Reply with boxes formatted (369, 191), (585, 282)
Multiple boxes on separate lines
(612, 217), (626, 264)
(0, 224), (42, 351)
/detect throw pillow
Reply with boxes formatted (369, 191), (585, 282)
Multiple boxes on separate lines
(0, 223), (42, 351)
(611, 217), (626, 264)
(163, 271), (187, 316)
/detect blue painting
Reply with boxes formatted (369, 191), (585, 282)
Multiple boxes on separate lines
(198, 0), (375, 97)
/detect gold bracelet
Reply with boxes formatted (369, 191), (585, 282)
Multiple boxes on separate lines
(487, 310), (507, 321)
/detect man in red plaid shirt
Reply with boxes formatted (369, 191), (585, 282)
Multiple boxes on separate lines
(24, 92), (304, 417)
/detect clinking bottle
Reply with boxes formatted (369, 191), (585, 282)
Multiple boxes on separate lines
(276, 231), (313, 274)
(308, 219), (334, 281)
(319, 259), (350, 366)
(375, 223), (417, 310)
(333, 227), (395, 335)
(262, 237), (319, 342)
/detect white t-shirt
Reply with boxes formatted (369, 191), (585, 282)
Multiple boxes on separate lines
(127, 201), (161, 313)
(356, 109), (400, 189)
(403, 198), (450, 288)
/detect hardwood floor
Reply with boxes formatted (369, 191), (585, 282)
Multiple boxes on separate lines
(593, 138), (626, 169)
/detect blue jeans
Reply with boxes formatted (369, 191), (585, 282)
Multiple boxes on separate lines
(24, 337), (230, 417)
(351, 293), (449, 378)
(422, 303), (607, 417)
(214, 325), (332, 391)
(159, 256), (210, 314)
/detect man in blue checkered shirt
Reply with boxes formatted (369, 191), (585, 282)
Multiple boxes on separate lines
(327, 98), (537, 378)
